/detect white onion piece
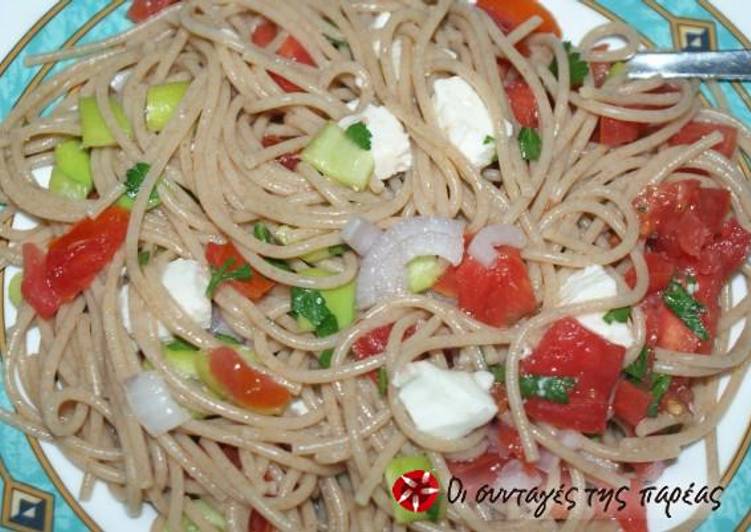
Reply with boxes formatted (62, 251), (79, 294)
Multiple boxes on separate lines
(124, 371), (190, 436)
(211, 305), (238, 339)
(467, 224), (527, 268)
(557, 429), (582, 450)
(356, 217), (465, 308)
(494, 459), (543, 491)
(535, 448), (560, 474)
(341, 217), (383, 256)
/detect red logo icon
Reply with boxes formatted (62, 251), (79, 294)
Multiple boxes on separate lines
(391, 469), (440, 513)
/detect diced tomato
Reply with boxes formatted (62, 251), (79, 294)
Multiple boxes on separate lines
(504, 80), (539, 128)
(696, 218), (751, 279)
(454, 246), (537, 328)
(693, 188), (732, 235)
(127, 0), (179, 22)
(594, 480), (648, 532)
(660, 376), (693, 413)
(209, 346), (290, 414)
(588, 44), (611, 88)
(220, 444), (242, 469)
(633, 179), (700, 238)
(432, 264), (460, 298)
(521, 318), (625, 433)
(668, 121), (738, 159)
(643, 295), (701, 353)
(21, 243), (61, 319)
(251, 19), (315, 93)
(497, 421), (525, 461)
(352, 323), (415, 381)
(599, 117), (643, 147)
(624, 251), (675, 294)
(477, 0), (561, 37)
(491, 384), (509, 414)
(248, 510), (274, 532)
(630, 460), (667, 483)
(612, 379), (652, 428)
(447, 452), (507, 499)
(261, 135), (300, 170)
(205, 242), (276, 301)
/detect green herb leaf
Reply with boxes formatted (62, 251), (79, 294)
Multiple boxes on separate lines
(647, 373), (672, 417)
(325, 35), (349, 50)
(550, 41), (589, 87)
(662, 279), (709, 341)
(318, 348), (334, 368)
(120, 162), (160, 209)
(519, 375), (577, 404)
(483, 134), (494, 145)
(138, 250), (151, 266)
(215, 332), (242, 345)
(206, 258), (252, 298)
(623, 346), (649, 383)
(253, 222), (293, 272)
(518, 127), (541, 161)
(489, 364), (505, 383)
(603, 306), (631, 324)
(377, 367), (388, 396)
(328, 244), (348, 257)
(291, 287), (340, 337)
(165, 338), (198, 351)
(345, 121), (372, 150)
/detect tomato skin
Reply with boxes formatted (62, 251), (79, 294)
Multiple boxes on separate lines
(447, 452), (507, 499)
(455, 246), (537, 328)
(209, 347), (291, 414)
(48, 206), (130, 300)
(624, 251), (675, 294)
(127, 0), (179, 22)
(697, 218), (751, 278)
(504, 80), (539, 128)
(497, 421), (525, 461)
(248, 510), (274, 532)
(668, 121), (738, 159)
(599, 117), (643, 147)
(21, 243), (61, 319)
(521, 318), (625, 434)
(251, 20), (315, 93)
(205, 242), (276, 301)
(477, 0), (561, 37)
(612, 379), (652, 428)
(352, 323), (415, 381)
(261, 135), (300, 171)
(643, 294), (701, 353)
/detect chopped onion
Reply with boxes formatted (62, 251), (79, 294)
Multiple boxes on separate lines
(124, 371), (190, 436)
(557, 429), (582, 450)
(355, 217), (465, 308)
(467, 224), (527, 268)
(341, 217), (382, 256)
(494, 459), (542, 491)
(535, 448), (560, 474)
(211, 305), (237, 339)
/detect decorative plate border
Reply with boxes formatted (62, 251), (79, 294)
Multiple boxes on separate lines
(0, 1), (749, 531)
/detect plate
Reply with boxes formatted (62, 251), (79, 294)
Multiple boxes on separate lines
(0, 1), (750, 531)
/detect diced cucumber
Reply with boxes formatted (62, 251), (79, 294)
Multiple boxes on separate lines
(49, 166), (91, 199)
(146, 81), (189, 132)
(79, 95), (132, 147)
(194, 353), (227, 399)
(8, 272), (23, 307)
(300, 244), (348, 263)
(301, 122), (374, 191)
(384, 454), (445, 524)
(296, 267), (356, 333)
(54, 140), (92, 186)
(192, 499), (226, 529)
(407, 256), (446, 293)
(162, 344), (200, 379)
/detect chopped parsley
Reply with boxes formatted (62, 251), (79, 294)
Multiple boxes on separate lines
(489, 364), (576, 404)
(318, 348), (334, 368)
(518, 127), (541, 161)
(328, 244), (348, 257)
(549, 41), (589, 87)
(345, 121), (372, 150)
(623, 347), (649, 383)
(119, 162), (160, 209)
(603, 306), (631, 324)
(253, 222), (293, 271)
(291, 287), (339, 337)
(483, 134), (494, 145)
(206, 258), (252, 297)
(377, 367), (389, 395)
(138, 250), (151, 266)
(647, 373), (672, 417)
(662, 279), (709, 341)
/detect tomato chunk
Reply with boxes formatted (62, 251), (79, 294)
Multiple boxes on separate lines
(599, 117), (643, 147)
(205, 242), (276, 301)
(251, 19), (315, 93)
(248, 511), (274, 532)
(261, 135), (300, 171)
(668, 121), (737, 159)
(454, 246), (537, 328)
(521, 318), (625, 433)
(209, 346), (290, 414)
(477, 0), (561, 37)
(21, 243), (61, 320)
(504, 80), (539, 128)
(612, 379), (652, 428)
(624, 251), (675, 294)
(447, 452), (507, 499)
(643, 294), (701, 353)
(352, 323), (415, 381)
(127, 0), (179, 22)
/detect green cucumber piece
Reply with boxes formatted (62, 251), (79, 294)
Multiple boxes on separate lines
(49, 166), (91, 199)
(296, 268), (356, 332)
(407, 256), (446, 293)
(79, 95), (132, 147)
(54, 140), (92, 186)
(301, 244), (348, 263)
(162, 344), (200, 379)
(384, 454), (445, 524)
(146, 81), (189, 132)
(194, 353), (227, 399)
(301, 122), (374, 191)
(192, 499), (226, 529)
(8, 272), (23, 307)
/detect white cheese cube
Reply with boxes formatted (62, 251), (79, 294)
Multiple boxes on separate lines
(558, 265), (635, 348)
(393, 361), (497, 439)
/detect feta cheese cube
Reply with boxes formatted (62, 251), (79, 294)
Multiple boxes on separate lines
(339, 104), (412, 181)
(432, 76), (510, 168)
(288, 399), (310, 416)
(559, 265), (635, 348)
(393, 361), (497, 439)
(120, 259), (212, 341)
